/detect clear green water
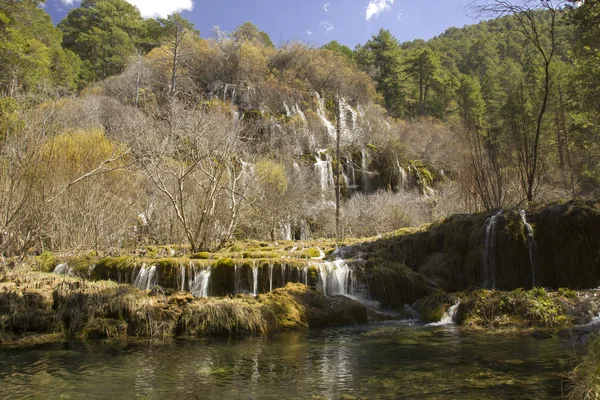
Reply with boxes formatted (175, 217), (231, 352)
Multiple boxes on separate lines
(0, 322), (573, 400)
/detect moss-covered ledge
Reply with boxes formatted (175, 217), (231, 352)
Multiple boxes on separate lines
(0, 268), (367, 348)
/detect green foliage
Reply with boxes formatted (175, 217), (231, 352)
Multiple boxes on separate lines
(59, 0), (148, 82)
(322, 40), (354, 64)
(0, 1), (80, 95)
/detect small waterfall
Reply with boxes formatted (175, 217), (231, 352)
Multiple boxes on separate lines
(180, 264), (187, 291)
(190, 267), (211, 298)
(316, 261), (354, 297)
(234, 264), (240, 294)
(284, 102), (292, 117)
(133, 264), (158, 291)
(396, 158), (408, 191)
(483, 211), (502, 289)
(294, 103), (306, 122)
(315, 150), (334, 192)
(269, 264), (274, 292)
(520, 210), (540, 287)
(53, 263), (72, 275)
(346, 160), (357, 192)
(428, 303), (461, 326)
(252, 264), (259, 296)
(281, 264), (287, 286)
(361, 148), (371, 192)
(315, 92), (336, 140)
(280, 222), (292, 241)
(302, 266), (309, 286)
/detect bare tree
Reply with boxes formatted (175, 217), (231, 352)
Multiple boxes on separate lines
(136, 104), (248, 252)
(467, 0), (564, 202)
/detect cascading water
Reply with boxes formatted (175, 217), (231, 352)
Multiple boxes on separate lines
(280, 222), (292, 241)
(483, 211), (502, 289)
(317, 261), (354, 297)
(315, 150), (334, 192)
(180, 264), (186, 291)
(189, 267), (211, 298)
(427, 303), (461, 326)
(520, 210), (540, 288)
(302, 266), (309, 286)
(315, 92), (336, 140)
(53, 263), (72, 275)
(133, 264), (158, 291)
(269, 264), (274, 292)
(252, 264), (259, 296)
(234, 264), (240, 294)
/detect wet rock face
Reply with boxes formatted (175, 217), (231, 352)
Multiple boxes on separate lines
(365, 200), (600, 293)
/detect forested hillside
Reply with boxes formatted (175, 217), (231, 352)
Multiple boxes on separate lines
(0, 0), (598, 256)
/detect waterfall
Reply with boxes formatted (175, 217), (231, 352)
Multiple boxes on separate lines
(180, 264), (186, 291)
(53, 263), (72, 275)
(281, 264), (287, 286)
(427, 303), (461, 326)
(189, 267), (211, 298)
(302, 266), (309, 286)
(269, 264), (274, 292)
(234, 264), (240, 294)
(316, 261), (354, 297)
(315, 92), (336, 140)
(284, 102), (292, 117)
(520, 210), (540, 287)
(315, 150), (334, 192)
(252, 264), (259, 296)
(396, 158), (408, 191)
(294, 103), (306, 122)
(361, 148), (371, 193)
(133, 264), (158, 291)
(346, 161), (357, 192)
(483, 211), (501, 289)
(280, 222), (292, 241)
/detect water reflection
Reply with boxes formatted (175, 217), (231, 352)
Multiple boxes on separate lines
(0, 323), (571, 399)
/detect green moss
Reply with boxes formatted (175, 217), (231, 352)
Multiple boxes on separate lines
(457, 288), (573, 330)
(190, 252), (211, 260)
(558, 288), (578, 299)
(305, 248), (322, 258)
(36, 251), (57, 273)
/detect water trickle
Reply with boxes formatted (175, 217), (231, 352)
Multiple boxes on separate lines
(302, 266), (309, 286)
(280, 222), (292, 241)
(252, 263), (259, 296)
(483, 211), (502, 289)
(269, 264), (274, 292)
(315, 150), (334, 193)
(315, 92), (336, 140)
(53, 263), (71, 275)
(189, 267), (211, 298)
(520, 210), (540, 287)
(133, 264), (158, 291)
(234, 264), (240, 294)
(281, 264), (287, 286)
(428, 303), (461, 326)
(180, 264), (186, 292)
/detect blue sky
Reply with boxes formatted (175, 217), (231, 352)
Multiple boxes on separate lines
(43, 0), (477, 48)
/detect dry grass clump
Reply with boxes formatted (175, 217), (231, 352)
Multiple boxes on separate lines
(179, 297), (268, 337)
(569, 335), (600, 400)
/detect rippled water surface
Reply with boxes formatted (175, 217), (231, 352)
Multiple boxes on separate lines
(0, 322), (573, 399)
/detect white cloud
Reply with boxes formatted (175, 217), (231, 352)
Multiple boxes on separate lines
(320, 21), (334, 34)
(365, 0), (394, 21)
(323, 3), (330, 12)
(59, 0), (195, 18)
(125, 0), (194, 18)
(307, 30), (314, 36)
(397, 12), (402, 21)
